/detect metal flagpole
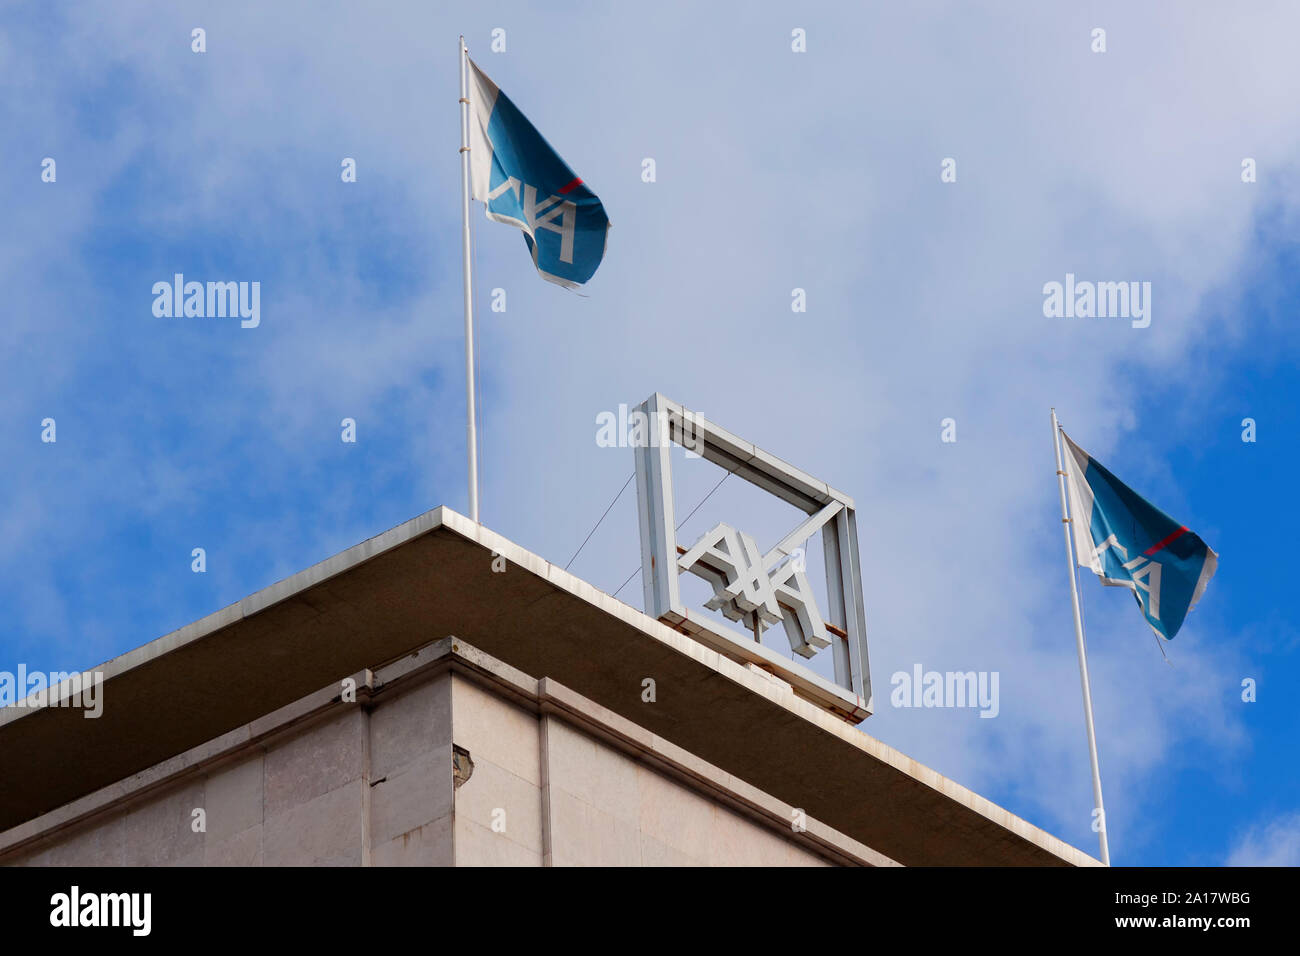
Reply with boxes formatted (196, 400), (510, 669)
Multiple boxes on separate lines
(458, 35), (480, 522)
(1051, 408), (1110, 866)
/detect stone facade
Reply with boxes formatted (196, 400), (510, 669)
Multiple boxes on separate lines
(2, 640), (884, 866)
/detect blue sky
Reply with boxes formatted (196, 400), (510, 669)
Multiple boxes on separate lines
(2, 1), (1298, 866)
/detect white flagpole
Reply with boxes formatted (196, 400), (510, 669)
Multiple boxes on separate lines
(458, 35), (480, 522)
(1051, 408), (1110, 866)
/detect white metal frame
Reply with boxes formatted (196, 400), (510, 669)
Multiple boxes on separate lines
(633, 393), (872, 715)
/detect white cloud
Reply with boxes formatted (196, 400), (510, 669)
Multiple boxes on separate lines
(1227, 812), (1300, 866)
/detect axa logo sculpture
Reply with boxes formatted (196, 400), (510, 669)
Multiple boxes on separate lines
(677, 523), (831, 660)
(631, 394), (871, 716)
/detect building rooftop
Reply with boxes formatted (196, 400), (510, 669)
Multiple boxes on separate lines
(0, 507), (1099, 866)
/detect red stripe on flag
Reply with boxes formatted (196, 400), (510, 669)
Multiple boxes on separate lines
(1144, 525), (1188, 557)
(558, 177), (583, 194)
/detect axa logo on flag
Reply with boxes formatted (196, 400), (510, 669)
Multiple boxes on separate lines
(1060, 430), (1218, 640)
(466, 57), (610, 288)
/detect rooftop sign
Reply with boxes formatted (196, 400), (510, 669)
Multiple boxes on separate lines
(632, 394), (872, 714)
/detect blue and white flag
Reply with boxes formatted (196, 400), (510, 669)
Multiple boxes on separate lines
(467, 57), (610, 289)
(1061, 431), (1218, 640)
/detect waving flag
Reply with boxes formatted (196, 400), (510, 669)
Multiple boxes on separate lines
(465, 57), (611, 288)
(1060, 431), (1218, 640)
